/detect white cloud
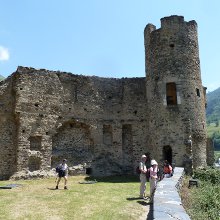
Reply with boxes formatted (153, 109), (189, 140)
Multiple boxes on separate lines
(0, 46), (10, 61)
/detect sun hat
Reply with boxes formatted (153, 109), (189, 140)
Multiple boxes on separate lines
(151, 159), (158, 165)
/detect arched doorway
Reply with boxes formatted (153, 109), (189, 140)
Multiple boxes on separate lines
(51, 120), (94, 168)
(163, 145), (172, 164)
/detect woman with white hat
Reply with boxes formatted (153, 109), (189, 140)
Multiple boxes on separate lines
(149, 159), (158, 202)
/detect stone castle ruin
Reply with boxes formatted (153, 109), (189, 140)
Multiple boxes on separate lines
(0, 15), (212, 180)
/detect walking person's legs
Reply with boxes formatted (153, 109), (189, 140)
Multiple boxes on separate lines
(139, 175), (146, 198)
(149, 178), (156, 202)
(64, 176), (68, 189)
(56, 177), (62, 189)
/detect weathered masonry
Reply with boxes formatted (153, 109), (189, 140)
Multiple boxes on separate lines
(0, 15), (211, 180)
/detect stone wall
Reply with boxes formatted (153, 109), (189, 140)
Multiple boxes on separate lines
(206, 137), (215, 166)
(0, 77), (17, 179)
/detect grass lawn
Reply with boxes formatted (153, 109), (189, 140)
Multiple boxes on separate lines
(0, 175), (150, 220)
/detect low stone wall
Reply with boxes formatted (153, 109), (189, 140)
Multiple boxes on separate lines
(153, 167), (191, 220)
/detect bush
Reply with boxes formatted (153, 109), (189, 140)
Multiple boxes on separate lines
(193, 167), (220, 184)
(188, 183), (220, 220)
(184, 167), (220, 220)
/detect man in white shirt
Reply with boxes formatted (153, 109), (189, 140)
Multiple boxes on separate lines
(55, 159), (68, 190)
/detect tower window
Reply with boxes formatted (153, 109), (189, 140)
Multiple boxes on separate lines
(196, 88), (200, 97)
(103, 125), (113, 145)
(30, 136), (42, 151)
(166, 82), (177, 105)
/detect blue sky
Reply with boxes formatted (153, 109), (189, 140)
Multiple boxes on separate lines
(0, 0), (219, 92)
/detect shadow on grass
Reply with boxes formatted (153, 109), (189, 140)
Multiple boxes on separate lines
(136, 201), (153, 220)
(85, 175), (139, 183)
(47, 187), (57, 190)
(125, 199), (153, 220)
(126, 197), (143, 201)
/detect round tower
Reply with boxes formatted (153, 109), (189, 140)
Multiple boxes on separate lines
(144, 15), (207, 169)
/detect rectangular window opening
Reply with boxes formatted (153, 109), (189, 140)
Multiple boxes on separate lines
(30, 136), (42, 151)
(196, 88), (200, 97)
(166, 82), (177, 105)
(103, 125), (113, 145)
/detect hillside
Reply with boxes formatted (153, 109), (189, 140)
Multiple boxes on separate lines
(0, 75), (5, 81)
(206, 87), (220, 150)
(206, 87), (220, 123)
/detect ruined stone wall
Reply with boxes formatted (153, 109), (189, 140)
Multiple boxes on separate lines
(0, 67), (148, 178)
(144, 16), (207, 168)
(0, 77), (17, 179)
(12, 68), (64, 173)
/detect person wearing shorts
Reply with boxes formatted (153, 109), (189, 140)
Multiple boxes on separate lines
(55, 159), (68, 190)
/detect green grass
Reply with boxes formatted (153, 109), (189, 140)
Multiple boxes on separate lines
(0, 175), (150, 220)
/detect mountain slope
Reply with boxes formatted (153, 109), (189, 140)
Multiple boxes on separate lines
(206, 87), (220, 150)
(206, 87), (220, 123)
(0, 75), (5, 81)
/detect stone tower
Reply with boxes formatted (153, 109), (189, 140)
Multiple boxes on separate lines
(144, 15), (207, 169)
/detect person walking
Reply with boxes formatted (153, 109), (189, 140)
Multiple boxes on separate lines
(149, 159), (158, 202)
(139, 155), (147, 199)
(55, 159), (68, 190)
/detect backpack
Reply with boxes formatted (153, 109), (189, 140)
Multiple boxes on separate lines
(136, 166), (141, 174)
(56, 166), (61, 173)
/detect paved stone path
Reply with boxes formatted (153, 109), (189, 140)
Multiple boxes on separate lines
(139, 167), (190, 220)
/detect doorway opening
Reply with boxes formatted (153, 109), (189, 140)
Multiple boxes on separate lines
(163, 145), (172, 165)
